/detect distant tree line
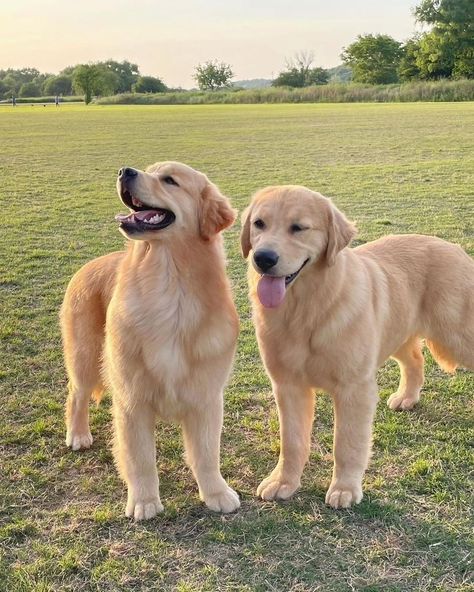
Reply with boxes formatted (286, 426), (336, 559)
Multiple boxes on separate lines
(272, 0), (473, 87)
(1, 0), (471, 102)
(0, 60), (167, 103)
(342, 0), (473, 84)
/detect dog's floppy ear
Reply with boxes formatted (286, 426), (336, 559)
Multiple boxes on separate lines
(240, 205), (252, 258)
(326, 201), (357, 266)
(199, 182), (237, 240)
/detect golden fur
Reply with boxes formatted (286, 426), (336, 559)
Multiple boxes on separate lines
(61, 162), (240, 520)
(241, 185), (474, 508)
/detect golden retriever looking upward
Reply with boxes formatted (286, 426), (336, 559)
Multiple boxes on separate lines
(61, 162), (240, 520)
(241, 185), (474, 509)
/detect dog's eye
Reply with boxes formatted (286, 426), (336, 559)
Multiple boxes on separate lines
(162, 176), (179, 187)
(290, 224), (305, 233)
(254, 219), (265, 230)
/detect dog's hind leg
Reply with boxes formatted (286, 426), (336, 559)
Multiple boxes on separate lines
(64, 331), (104, 449)
(387, 336), (425, 411)
(62, 290), (105, 451)
(65, 382), (102, 450)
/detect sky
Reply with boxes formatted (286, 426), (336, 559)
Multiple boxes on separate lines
(0, 0), (421, 88)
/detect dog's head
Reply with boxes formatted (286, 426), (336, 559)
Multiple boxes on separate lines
(240, 185), (356, 308)
(116, 161), (236, 241)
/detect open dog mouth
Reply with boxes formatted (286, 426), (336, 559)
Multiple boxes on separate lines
(257, 258), (309, 309)
(115, 188), (175, 232)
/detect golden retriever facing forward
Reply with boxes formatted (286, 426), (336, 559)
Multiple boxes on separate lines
(61, 162), (240, 520)
(241, 185), (474, 509)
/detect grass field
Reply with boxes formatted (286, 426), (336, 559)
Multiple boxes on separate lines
(1, 103), (473, 592)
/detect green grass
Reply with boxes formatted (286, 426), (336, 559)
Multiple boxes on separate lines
(1, 103), (473, 592)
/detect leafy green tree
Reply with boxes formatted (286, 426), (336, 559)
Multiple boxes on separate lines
(414, 0), (474, 78)
(341, 34), (403, 83)
(398, 37), (422, 81)
(0, 79), (8, 99)
(102, 60), (139, 92)
(95, 65), (120, 95)
(306, 67), (329, 85)
(133, 76), (167, 93)
(1, 74), (20, 96)
(415, 0), (473, 32)
(272, 51), (329, 87)
(43, 74), (73, 96)
(194, 61), (234, 90)
(272, 67), (328, 87)
(19, 81), (41, 97)
(272, 68), (306, 87)
(0, 68), (38, 95)
(73, 64), (103, 104)
(452, 46), (474, 78)
(60, 65), (77, 77)
(416, 31), (456, 78)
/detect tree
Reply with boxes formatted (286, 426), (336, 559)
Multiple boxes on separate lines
(272, 51), (329, 87)
(95, 65), (120, 95)
(102, 60), (140, 93)
(272, 68), (306, 87)
(0, 68), (43, 95)
(341, 34), (403, 84)
(415, 0), (473, 32)
(306, 67), (330, 85)
(19, 81), (41, 97)
(133, 76), (167, 93)
(194, 61), (234, 90)
(44, 74), (73, 96)
(398, 37), (422, 81)
(1, 74), (20, 96)
(452, 46), (474, 78)
(415, 31), (456, 78)
(73, 64), (103, 104)
(286, 50), (315, 81)
(414, 0), (474, 78)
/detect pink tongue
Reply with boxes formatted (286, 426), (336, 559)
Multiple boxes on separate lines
(115, 210), (159, 223)
(257, 275), (286, 308)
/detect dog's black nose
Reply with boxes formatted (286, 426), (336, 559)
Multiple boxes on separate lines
(118, 167), (138, 179)
(254, 249), (279, 272)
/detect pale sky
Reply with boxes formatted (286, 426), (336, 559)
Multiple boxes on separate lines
(0, 0), (421, 88)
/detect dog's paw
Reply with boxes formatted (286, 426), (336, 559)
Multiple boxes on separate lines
(325, 481), (363, 509)
(387, 391), (418, 411)
(126, 497), (164, 521)
(204, 486), (240, 514)
(257, 474), (300, 501)
(66, 429), (93, 451)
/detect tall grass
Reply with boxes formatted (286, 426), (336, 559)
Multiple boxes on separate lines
(96, 79), (474, 105)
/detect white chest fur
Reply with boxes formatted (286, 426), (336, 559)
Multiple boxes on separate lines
(105, 241), (236, 419)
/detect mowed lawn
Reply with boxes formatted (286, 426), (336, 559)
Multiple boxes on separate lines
(0, 103), (473, 592)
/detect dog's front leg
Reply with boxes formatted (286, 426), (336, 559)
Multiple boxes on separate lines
(181, 398), (240, 513)
(326, 380), (378, 509)
(257, 383), (314, 501)
(113, 400), (163, 520)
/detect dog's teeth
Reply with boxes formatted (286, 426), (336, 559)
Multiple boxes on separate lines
(143, 213), (166, 224)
